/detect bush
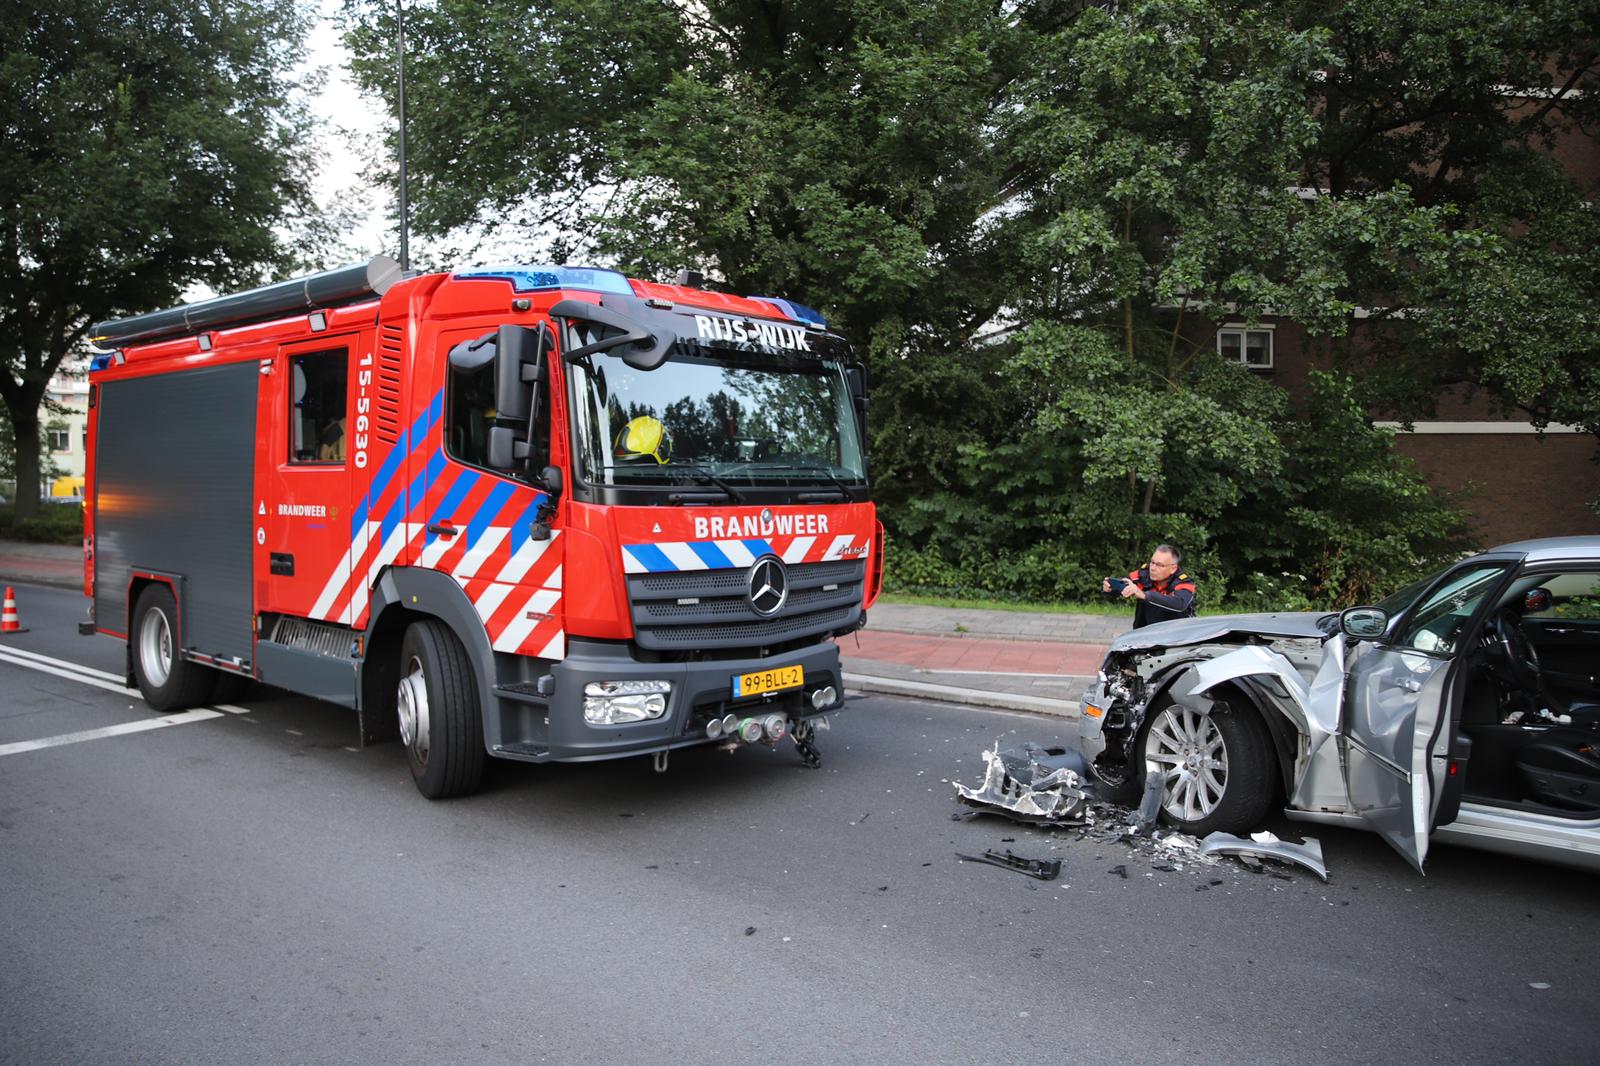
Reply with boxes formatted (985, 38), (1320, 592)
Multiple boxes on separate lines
(0, 503), (84, 545)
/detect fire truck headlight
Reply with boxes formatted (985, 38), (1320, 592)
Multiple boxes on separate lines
(583, 680), (671, 725)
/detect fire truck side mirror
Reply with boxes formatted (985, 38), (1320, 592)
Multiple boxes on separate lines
(552, 297), (672, 371)
(493, 323), (545, 422)
(486, 426), (528, 472)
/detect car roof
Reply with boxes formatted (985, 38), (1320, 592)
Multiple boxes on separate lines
(1488, 535), (1600, 564)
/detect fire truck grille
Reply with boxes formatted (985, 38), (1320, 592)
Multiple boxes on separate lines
(627, 560), (865, 650)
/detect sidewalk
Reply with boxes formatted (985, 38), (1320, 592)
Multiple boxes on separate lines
(0, 539), (1115, 718)
(837, 602), (1115, 718)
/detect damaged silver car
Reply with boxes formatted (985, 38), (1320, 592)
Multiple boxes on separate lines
(1078, 537), (1600, 872)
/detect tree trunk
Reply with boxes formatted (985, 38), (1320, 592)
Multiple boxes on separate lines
(12, 408), (41, 519)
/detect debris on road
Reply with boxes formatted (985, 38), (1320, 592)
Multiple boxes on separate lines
(1199, 831), (1328, 882)
(955, 848), (1062, 882)
(952, 743), (1090, 826)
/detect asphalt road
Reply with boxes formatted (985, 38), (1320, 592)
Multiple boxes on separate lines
(2, 581), (1596, 1065)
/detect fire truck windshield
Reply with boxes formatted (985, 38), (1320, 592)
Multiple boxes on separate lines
(568, 342), (866, 496)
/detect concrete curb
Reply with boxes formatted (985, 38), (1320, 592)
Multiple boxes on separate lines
(843, 671), (1081, 719)
(0, 570), (81, 593)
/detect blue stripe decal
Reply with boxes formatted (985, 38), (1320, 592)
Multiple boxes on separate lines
(425, 469), (479, 547)
(464, 481), (517, 550)
(360, 390), (442, 533)
(507, 493), (548, 557)
(409, 449), (445, 513)
(689, 541), (735, 569)
(378, 487), (407, 547)
(364, 428), (409, 517)
(624, 543), (675, 573)
(349, 496), (370, 540)
(743, 538), (774, 559)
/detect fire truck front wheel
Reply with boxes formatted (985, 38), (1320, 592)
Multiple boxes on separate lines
(397, 620), (486, 798)
(130, 584), (214, 712)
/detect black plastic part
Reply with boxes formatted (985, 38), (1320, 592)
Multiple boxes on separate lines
(1433, 731), (1472, 828)
(78, 621), (96, 636)
(955, 849), (1062, 882)
(269, 553), (295, 577)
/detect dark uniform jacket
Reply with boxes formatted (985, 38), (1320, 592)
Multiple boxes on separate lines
(1126, 566), (1197, 629)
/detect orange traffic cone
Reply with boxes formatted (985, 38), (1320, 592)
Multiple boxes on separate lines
(1, 586), (26, 634)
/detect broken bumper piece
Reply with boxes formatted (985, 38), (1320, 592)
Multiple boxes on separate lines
(956, 849), (1062, 881)
(953, 743), (1091, 826)
(1199, 831), (1328, 881)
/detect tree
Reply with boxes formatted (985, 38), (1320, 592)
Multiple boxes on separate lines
(344, 0), (1592, 603)
(0, 0), (319, 516)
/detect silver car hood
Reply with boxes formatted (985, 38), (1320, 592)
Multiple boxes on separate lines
(1106, 612), (1336, 653)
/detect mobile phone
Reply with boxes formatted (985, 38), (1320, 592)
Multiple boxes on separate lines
(1106, 576), (1127, 593)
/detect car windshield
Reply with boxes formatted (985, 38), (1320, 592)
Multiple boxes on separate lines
(567, 343), (865, 489)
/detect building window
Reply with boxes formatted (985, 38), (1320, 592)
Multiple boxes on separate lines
(289, 349), (348, 464)
(49, 429), (70, 452)
(1218, 327), (1273, 369)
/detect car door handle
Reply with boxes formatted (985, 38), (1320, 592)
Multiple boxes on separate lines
(426, 522), (457, 538)
(1397, 677), (1423, 692)
(1543, 626), (1576, 635)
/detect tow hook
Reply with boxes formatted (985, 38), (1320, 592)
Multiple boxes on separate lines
(653, 750), (670, 774)
(792, 718), (823, 769)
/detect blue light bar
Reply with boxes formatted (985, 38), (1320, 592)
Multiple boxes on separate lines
(747, 296), (826, 329)
(453, 264), (634, 297)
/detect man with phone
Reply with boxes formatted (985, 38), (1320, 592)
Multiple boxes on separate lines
(1102, 544), (1196, 629)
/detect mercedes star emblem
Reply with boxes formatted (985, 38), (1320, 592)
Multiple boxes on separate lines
(747, 555), (789, 617)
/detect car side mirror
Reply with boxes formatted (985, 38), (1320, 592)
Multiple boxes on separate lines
(1340, 606), (1389, 640)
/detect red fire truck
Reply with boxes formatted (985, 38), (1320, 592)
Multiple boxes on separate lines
(84, 258), (880, 796)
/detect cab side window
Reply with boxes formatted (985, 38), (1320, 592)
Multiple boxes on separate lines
(290, 349), (347, 464)
(445, 358), (550, 472)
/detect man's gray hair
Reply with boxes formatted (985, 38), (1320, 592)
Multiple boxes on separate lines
(1155, 543), (1181, 565)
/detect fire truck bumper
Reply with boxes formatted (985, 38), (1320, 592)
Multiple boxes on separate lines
(520, 637), (846, 762)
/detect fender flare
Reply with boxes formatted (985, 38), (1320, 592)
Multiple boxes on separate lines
(360, 566), (501, 752)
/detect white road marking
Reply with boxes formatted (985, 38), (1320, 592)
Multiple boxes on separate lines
(0, 644), (125, 684)
(0, 709), (225, 757)
(0, 647), (138, 697)
(0, 647), (248, 756)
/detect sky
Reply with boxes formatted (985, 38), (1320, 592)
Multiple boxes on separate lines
(303, 0), (392, 261)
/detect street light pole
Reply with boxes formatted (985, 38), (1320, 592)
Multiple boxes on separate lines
(396, 0), (409, 270)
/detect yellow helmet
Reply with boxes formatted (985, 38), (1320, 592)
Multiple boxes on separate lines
(615, 415), (671, 464)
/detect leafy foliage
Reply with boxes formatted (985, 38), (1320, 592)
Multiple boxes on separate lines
(341, 0), (1595, 608)
(0, 0), (318, 514)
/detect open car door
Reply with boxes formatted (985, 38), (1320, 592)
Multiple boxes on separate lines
(1339, 562), (1513, 872)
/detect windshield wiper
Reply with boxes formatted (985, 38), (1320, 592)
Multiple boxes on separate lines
(661, 462), (746, 503)
(763, 464), (857, 500)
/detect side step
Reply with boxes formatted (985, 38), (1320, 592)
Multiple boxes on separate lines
(494, 681), (550, 706)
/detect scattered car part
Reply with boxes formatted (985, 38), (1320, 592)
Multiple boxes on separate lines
(955, 849), (1062, 882)
(1199, 831), (1328, 881)
(952, 743), (1091, 826)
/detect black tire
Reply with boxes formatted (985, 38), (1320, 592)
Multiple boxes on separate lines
(130, 584), (214, 712)
(1132, 692), (1275, 837)
(396, 620), (486, 798)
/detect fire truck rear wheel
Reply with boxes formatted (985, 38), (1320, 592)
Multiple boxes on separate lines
(397, 619), (486, 798)
(130, 584), (214, 712)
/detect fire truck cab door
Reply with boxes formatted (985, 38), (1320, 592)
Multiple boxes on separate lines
(419, 326), (565, 659)
(256, 336), (364, 623)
